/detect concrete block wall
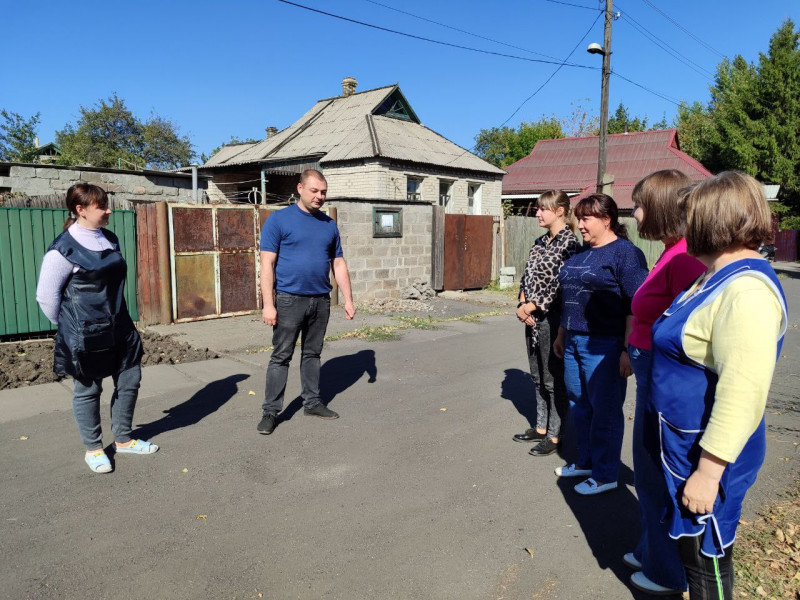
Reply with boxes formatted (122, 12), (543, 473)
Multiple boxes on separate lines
(328, 200), (432, 300)
(0, 164), (206, 203)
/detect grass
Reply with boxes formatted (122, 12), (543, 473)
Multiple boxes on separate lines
(733, 479), (800, 599)
(483, 278), (520, 299)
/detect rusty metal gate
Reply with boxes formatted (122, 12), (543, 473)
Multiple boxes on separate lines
(443, 214), (494, 290)
(169, 204), (261, 322)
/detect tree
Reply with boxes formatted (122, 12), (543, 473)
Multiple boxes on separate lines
(0, 110), (41, 162)
(560, 99), (600, 137)
(55, 94), (194, 169)
(676, 20), (800, 215)
(607, 103), (648, 134)
(474, 117), (563, 168)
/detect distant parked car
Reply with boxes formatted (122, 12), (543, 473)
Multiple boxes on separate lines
(758, 242), (776, 262)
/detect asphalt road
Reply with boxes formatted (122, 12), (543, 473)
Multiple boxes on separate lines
(1, 275), (798, 600)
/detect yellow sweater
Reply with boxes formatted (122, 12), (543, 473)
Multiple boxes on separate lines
(682, 275), (783, 463)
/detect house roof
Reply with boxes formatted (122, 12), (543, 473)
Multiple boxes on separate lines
(502, 129), (711, 209)
(203, 84), (504, 176)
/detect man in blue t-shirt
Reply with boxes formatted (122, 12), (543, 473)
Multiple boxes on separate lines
(257, 169), (355, 435)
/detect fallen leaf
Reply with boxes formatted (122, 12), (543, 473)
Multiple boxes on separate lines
(739, 519), (750, 526)
(755, 585), (767, 597)
(440, 408), (447, 412)
(182, 468), (189, 473)
(524, 547), (534, 558)
(248, 390), (256, 396)
(16, 352), (26, 357)
(196, 514), (207, 520)
(19, 436), (28, 441)
(776, 528), (785, 543)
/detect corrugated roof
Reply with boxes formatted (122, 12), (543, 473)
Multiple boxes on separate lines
(502, 129), (711, 209)
(202, 84), (503, 175)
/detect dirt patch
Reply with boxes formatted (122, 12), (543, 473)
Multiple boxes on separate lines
(0, 329), (219, 390)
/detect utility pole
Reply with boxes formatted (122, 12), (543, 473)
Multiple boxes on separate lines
(596, 0), (613, 193)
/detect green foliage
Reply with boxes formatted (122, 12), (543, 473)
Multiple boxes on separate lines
(561, 99), (600, 137)
(474, 117), (563, 168)
(607, 103), (648, 134)
(0, 110), (41, 162)
(55, 94), (194, 169)
(676, 19), (800, 214)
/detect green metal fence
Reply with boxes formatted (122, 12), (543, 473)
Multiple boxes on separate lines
(0, 208), (138, 336)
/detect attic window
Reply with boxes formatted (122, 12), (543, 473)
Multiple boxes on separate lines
(374, 91), (417, 122)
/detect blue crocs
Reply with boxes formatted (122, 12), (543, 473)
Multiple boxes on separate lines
(115, 439), (159, 454)
(85, 450), (112, 473)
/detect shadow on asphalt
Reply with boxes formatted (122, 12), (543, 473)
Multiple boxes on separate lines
(131, 373), (250, 440)
(277, 350), (378, 424)
(773, 264), (800, 280)
(500, 368), (538, 427)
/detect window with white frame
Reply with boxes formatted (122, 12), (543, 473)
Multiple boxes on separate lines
(407, 177), (422, 201)
(467, 183), (482, 215)
(438, 180), (453, 212)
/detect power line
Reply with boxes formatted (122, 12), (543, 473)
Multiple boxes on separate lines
(638, 0), (725, 59)
(277, 0), (598, 70)
(542, 0), (603, 11)
(616, 8), (715, 80)
(363, 0), (561, 61)
(611, 70), (682, 106)
(499, 10), (604, 127)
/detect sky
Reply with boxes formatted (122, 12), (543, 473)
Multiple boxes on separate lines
(3, 0), (799, 162)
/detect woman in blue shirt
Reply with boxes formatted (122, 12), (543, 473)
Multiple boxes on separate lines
(553, 193), (648, 495)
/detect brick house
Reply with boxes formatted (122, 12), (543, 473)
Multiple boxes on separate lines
(200, 78), (505, 299)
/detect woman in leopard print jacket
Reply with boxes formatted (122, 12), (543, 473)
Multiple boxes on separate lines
(512, 190), (580, 456)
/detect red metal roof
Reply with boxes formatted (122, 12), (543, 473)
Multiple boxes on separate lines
(502, 129), (711, 209)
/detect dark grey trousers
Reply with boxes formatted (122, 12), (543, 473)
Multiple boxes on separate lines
(72, 363), (141, 450)
(262, 293), (330, 416)
(525, 310), (568, 440)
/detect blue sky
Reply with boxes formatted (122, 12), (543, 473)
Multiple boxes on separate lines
(3, 0), (798, 161)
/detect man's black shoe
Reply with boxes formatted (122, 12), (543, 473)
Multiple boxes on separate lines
(529, 438), (559, 456)
(257, 414), (277, 435)
(513, 428), (546, 443)
(304, 404), (339, 419)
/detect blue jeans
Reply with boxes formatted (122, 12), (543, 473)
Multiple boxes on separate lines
(563, 332), (626, 483)
(262, 293), (331, 416)
(630, 344), (687, 591)
(72, 363), (142, 450)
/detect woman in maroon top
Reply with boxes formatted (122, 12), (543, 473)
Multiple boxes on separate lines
(624, 170), (706, 595)
(513, 190), (580, 456)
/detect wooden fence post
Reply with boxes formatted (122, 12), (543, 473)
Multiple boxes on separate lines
(431, 206), (445, 290)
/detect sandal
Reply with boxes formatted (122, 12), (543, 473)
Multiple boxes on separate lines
(85, 450), (113, 473)
(115, 439), (159, 454)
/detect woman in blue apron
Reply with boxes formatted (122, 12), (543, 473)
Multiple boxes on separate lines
(36, 183), (159, 474)
(649, 172), (787, 599)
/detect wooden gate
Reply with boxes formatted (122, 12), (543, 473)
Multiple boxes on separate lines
(442, 214), (494, 290)
(169, 205), (261, 322)
(774, 229), (798, 262)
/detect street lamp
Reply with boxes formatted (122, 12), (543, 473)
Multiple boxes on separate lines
(588, 0), (614, 194)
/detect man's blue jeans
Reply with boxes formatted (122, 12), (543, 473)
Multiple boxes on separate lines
(563, 332), (627, 483)
(630, 344), (687, 591)
(262, 293), (330, 416)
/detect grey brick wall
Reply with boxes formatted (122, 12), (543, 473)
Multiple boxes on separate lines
(1, 164), (206, 203)
(328, 200), (432, 300)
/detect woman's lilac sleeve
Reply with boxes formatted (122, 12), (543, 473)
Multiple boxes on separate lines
(35, 250), (74, 324)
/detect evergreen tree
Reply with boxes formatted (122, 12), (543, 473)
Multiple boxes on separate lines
(607, 103), (648, 134)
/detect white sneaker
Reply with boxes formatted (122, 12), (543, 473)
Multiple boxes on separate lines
(630, 571), (684, 595)
(622, 552), (642, 570)
(554, 463), (592, 478)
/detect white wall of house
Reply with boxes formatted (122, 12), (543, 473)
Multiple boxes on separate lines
(324, 161), (503, 217)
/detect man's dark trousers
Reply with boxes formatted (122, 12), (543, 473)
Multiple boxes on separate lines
(262, 293), (331, 416)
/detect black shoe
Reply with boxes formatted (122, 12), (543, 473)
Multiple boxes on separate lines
(529, 438), (559, 456)
(304, 404), (339, 419)
(513, 428), (546, 443)
(257, 414), (277, 435)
